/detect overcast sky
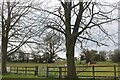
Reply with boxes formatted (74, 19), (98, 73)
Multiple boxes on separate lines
(0, 0), (119, 58)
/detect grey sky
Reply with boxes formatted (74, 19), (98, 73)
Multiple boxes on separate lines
(0, 0), (119, 58)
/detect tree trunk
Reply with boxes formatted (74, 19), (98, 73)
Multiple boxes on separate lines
(66, 37), (77, 78)
(1, 2), (10, 74)
(1, 36), (8, 74)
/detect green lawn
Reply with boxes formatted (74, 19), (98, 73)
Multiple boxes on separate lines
(6, 61), (66, 67)
(7, 61), (118, 66)
(2, 74), (119, 80)
(2, 74), (118, 80)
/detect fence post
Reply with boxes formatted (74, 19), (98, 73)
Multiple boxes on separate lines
(64, 67), (67, 77)
(25, 67), (27, 75)
(46, 67), (49, 77)
(10, 66), (11, 73)
(35, 66), (38, 76)
(59, 67), (62, 78)
(92, 65), (95, 80)
(118, 64), (120, 78)
(114, 65), (116, 80)
(13, 66), (16, 74)
(16, 67), (18, 74)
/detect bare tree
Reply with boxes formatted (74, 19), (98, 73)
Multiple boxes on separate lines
(31, 0), (118, 78)
(41, 30), (64, 63)
(0, 0), (44, 74)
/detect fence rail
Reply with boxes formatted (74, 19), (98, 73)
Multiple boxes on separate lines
(7, 65), (120, 79)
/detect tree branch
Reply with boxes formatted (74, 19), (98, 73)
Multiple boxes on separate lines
(79, 36), (108, 46)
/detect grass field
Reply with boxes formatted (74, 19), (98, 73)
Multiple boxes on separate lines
(2, 61), (120, 80)
(2, 74), (119, 80)
(6, 61), (118, 67)
(6, 61), (67, 67)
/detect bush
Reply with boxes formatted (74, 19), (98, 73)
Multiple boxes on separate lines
(111, 49), (120, 62)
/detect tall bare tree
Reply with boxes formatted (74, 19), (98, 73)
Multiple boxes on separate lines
(32, 0), (118, 78)
(1, 0), (43, 74)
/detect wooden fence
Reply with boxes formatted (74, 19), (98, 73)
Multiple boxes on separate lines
(46, 65), (120, 79)
(7, 65), (120, 79)
(7, 66), (39, 76)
